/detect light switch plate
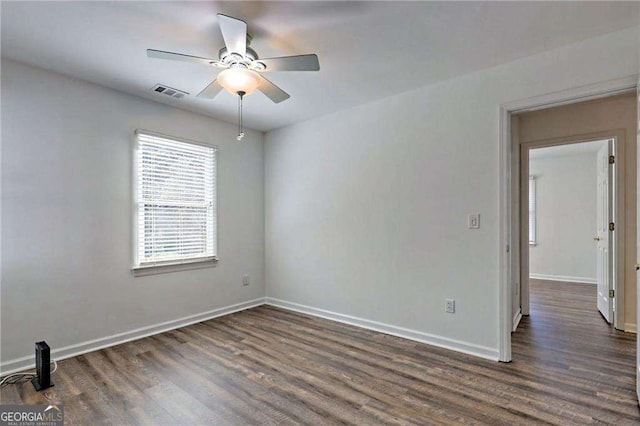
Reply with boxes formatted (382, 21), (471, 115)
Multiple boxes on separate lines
(468, 214), (480, 229)
(445, 299), (455, 313)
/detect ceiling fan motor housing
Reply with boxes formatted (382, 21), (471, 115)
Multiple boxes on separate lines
(214, 43), (266, 72)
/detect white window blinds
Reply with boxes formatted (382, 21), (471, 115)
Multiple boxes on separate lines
(134, 131), (217, 268)
(528, 176), (536, 245)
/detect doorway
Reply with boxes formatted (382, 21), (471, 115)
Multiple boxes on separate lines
(511, 92), (636, 335)
(498, 77), (638, 364)
(499, 80), (638, 403)
(526, 138), (616, 325)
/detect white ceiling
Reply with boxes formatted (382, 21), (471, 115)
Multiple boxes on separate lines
(530, 140), (608, 160)
(2, 1), (639, 132)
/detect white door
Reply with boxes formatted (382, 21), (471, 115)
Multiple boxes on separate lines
(596, 140), (613, 323)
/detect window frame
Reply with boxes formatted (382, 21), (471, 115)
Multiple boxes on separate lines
(528, 175), (537, 246)
(132, 129), (218, 276)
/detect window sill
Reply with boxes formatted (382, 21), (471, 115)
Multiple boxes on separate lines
(529, 242), (537, 247)
(133, 258), (218, 277)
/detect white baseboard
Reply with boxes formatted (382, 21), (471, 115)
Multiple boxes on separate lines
(624, 323), (637, 334)
(265, 297), (499, 361)
(0, 298), (266, 376)
(529, 273), (596, 285)
(512, 309), (523, 332)
(2, 295), (503, 375)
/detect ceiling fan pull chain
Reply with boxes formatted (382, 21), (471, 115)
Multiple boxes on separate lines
(237, 91), (246, 141)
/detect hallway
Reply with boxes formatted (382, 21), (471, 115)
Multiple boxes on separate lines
(511, 279), (638, 423)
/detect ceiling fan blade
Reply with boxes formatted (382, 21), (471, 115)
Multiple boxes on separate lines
(258, 54), (320, 72)
(257, 75), (290, 103)
(217, 14), (247, 58)
(147, 49), (215, 66)
(197, 79), (223, 99)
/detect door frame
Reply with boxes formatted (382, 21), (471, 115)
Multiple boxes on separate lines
(498, 75), (638, 362)
(518, 131), (624, 328)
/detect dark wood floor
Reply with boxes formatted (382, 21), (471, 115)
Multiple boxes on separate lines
(2, 280), (638, 425)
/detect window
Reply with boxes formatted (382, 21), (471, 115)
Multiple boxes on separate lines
(528, 176), (536, 246)
(134, 131), (217, 270)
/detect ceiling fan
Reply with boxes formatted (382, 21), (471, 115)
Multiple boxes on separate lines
(147, 14), (320, 139)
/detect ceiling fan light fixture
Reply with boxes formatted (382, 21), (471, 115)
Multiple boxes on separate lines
(217, 67), (261, 96)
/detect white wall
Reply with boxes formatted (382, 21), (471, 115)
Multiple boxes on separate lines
(1, 60), (265, 370)
(265, 27), (639, 359)
(529, 152), (599, 283)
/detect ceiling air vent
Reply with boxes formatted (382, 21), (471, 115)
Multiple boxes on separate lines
(151, 84), (188, 100)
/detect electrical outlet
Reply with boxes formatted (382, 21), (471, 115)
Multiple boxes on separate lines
(242, 274), (250, 286)
(468, 214), (480, 229)
(445, 299), (455, 313)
